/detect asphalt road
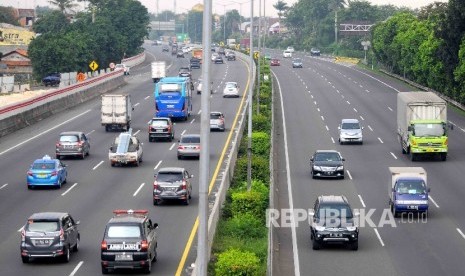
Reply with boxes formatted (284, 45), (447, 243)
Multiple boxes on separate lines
(0, 43), (250, 275)
(270, 50), (465, 276)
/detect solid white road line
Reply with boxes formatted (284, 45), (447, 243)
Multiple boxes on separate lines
(0, 109), (92, 156)
(358, 195), (366, 208)
(134, 103), (140, 107)
(169, 143), (176, 150)
(92, 161), (104, 170)
(0, 183), (8, 190)
(191, 119), (195, 124)
(346, 170), (353, 180)
(86, 130), (95, 136)
(272, 71), (301, 276)
(457, 228), (465, 240)
(181, 129), (186, 135)
(378, 137), (384, 143)
(144, 95), (151, 100)
(429, 196), (440, 208)
(134, 130), (140, 136)
(61, 183), (78, 196)
(154, 160), (162, 170)
(69, 261), (84, 276)
(133, 183), (145, 197)
(374, 228), (385, 246)
(390, 152), (398, 159)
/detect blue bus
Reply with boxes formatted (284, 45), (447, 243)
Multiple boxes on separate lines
(154, 77), (193, 120)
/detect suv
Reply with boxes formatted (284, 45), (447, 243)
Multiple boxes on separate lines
(162, 45), (169, 52)
(338, 119), (363, 145)
(115, 64), (130, 75)
(226, 51), (236, 61)
(310, 150), (345, 179)
(190, 58), (201, 69)
(153, 167), (193, 205)
(101, 210), (158, 274)
(148, 117), (175, 142)
(56, 131), (90, 159)
(310, 48), (321, 56)
(42, 73), (61, 86)
(309, 195), (359, 250)
(178, 67), (191, 78)
(210, 111), (225, 131)
(292, 58), (303, 68)
(20, 212), (80, 263)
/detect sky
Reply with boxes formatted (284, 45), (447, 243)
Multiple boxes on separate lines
(2, 0), (449, 18)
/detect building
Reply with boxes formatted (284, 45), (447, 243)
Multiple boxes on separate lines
(0, 49), (32, 75)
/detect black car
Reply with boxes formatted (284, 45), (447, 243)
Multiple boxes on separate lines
(226, 51), (236, 61)
(42, 73), (61, 86)
(178, 66), (191, 78)
(153, 167), (193, 205)
(214, 55), (224, 64)
(20, 212), (80, 263)
(310, 48), (321, 56)
(190, 58), (201, 69)
(162, 45), (169, 52)
(310, 150), (345, 179)
(310, 195), (359, 250)
(148, 117), (175, 142)
(101, 210), (158, 274)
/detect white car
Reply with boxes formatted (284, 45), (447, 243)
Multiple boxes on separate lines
(196, 79), (212, 94)
(115, 64), (130, 75)
(338, 118), (363, 145)
(211, 52), (219, 61)
(283, 50), (292, 58)
(286, 46), (295, 53)
(223, 82), (239, 98)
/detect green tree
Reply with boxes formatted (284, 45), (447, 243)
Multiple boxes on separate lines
(0, 6), (19, 25)
(273, 0), (288, 33)
(32, 10), (69, 34)
(48, 0), (78, 13)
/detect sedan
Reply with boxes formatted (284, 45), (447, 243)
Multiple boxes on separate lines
(270, 58), (280, 66)
(27, 155), (68, 189)
(210, 111), (225, 131)
(310, 150), (345, 179)
(177, 134), (200, 159)
(292, 58), (303, 68)
(214, 55), (224, 64)
(283, 50), (292, 58)
(176, 50), (185, 58)
(311, 48), (321, 56)
(223, 82), (240, 98)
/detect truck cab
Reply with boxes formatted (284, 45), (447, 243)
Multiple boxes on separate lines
(389, 167), (429, 217)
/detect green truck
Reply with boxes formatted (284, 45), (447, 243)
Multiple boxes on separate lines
(397, 92), (449, 161)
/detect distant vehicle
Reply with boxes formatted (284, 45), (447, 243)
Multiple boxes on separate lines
(101, 94), (132, 131)
(210, 111), (225, 131)
(190, 57), (201, 69)
(182, 46), (190, 53)
(176, 50), (185, 58)
(27, 155), (68, 189)
(21, 212), (80, 263)
(310, 48), (321, 56)
(227, 38), (236, 48)
(214, 55), (224, 64)
(196, 78), (212, 95)
(148, 117), (175, 142)
(286, 46), (295, 53)
(310, 150), (345, 179)
(154, 77), (193, 120)
(218, 47), (226, 55)
(153, 167), (193, 205)
(283, 50), (292, 58)
(42, 73), (61, 86)
(223, 81), (239, 98)
(177, 134), (200, 159)
(171, 46), (178, 55)
(178, 66), (191, 78)
(211, 52), (219, 61)
(152, 40), (162, 45)
(108, 130), (143, 167)
(309, 195), (359, 250)
(192, 48), (203, 62)
(264, 53), (272, 60)
(151, 61), (166, 83)
(115, 64), (130, 75)
(55, 131), (90, 159)
(292, 58), (303, 68)
(226, 51), (236, 61)
(162, 45), (169, 52)
(270, 58), (280, 66)
(101, 210), (158, 274)
(338, 119), (363, 145)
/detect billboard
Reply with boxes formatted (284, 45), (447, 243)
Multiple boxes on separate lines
(0, 26), (35, 46)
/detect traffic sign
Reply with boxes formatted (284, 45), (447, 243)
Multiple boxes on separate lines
(254, 51), (260, 60)
(235, 44), (240, 50)
(245, 48), (250, 54)
(219, 41), (224, 47)
(89, 60), (99, 71)
(109, 62), (115, 70)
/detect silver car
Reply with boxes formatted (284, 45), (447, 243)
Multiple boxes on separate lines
(210, 112), (225, 131)
(177, 134), (200, 159)
(223, 82), (239, 98)
(55, 131), (90, 159)
(338, 119), (363, 145)
(153, 167), (193, 205)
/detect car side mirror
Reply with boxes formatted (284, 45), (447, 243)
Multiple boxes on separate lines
(342, 158), (345, 161)
(190, 174), (194, 178)
(153, 223), (159, 229)
(427, 188), (431, 192)
(308, 210), (315, 217)
(76, 220), (80, 225)
(338, 126), (341, 130)
(354, 211), (360, 217)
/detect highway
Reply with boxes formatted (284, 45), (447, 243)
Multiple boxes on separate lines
(0, 43), (250, 275)
(270, 51), (465, 275)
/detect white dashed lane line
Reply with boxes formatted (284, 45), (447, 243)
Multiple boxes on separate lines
(390, 152), (398, 159)
(134, 103), (140, 107)
(353, 108), (358, 113)
(429, 196), (440, 208)
(346, 170), (353, 180)
(346, 101), (351, 105)
(374, 228), (385, 246)
(144, 95), (151, 100)
(368, 125), (373, 131)
(0, 183), (8, 190)
(134, 130), (140, 135)
(133, 183), (145, 197)
(358, 195), (366, 208)
(191, 119), (195, 124)
(331, 137), (335, 144)
(457, 228), (465, 240)
(198, 110), (202, 114)
(378, 137), (384, 144)
(388, 107), (393, 112)
(86, 130), (95, 136)
(169, 143), (176, 150)
(320, 116), (325, 121)
(154, 160), (162, 170)
(181, 129), (186, 135)
(325, 125), (329, 131)
(359, 116), (365, 121)
(92, 161), (104, 170)
(61, 183), (78, 196)
(69, 261), (84, 276)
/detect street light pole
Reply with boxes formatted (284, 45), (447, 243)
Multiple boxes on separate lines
(256, 0), (261, 114)
(247, 0), (254, 191)
(223, 5), (226, 43)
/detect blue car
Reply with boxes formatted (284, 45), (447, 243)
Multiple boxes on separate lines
(27, 155), (68, 189)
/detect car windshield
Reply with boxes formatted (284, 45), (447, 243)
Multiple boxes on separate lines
(181, 136), (200, 143)
(107, 225), (141, 238)
(151, 120), (168, 126)
(396, 180), (427, 194)
(32, 162), (56, 170)
(413, 123), (445, 137)
(226, 83), (237, 89)
(210, 113), (222, 119)
(60, 135), (79, 142)
(293, 59), (301, 62)
(317, 204), (353, 219)
(157, 172), (183, 182)
(314, 152), (341, 162)
(26, 220), (60, 232)
(341, 122), (360, 130)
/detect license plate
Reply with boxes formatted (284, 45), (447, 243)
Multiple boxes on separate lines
(64, 145), (73, 149)
(36, 239), (50, 245)
(37, 174), (47, 178)
(115, 254), (133, 261)
(155, 129), (163, 132)
(427, 148), (433, 152)
(408, 205), (418, 210)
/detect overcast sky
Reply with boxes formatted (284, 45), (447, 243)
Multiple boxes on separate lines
(3, 0), (448, 17)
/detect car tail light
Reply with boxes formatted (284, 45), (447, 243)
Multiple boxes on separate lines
(182, 181), (187, 190)
(141, 240), (149, 251)
(196, 145), (200, 150)
(101, 240), (107, 250)
(153, 181), (159, 190)
(27, 171), (33, 176)
(21, 229), (26, 242)
(178, 145), (185, 150)
(59, 229), (65, 242)
(56, 142), (61, 147)
(51, 171), (58, 176)
(77, 141), (84, 146)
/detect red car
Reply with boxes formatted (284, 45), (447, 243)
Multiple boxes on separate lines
(270, 58), (280, 66)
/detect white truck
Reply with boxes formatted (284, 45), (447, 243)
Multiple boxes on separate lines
(108, 129), (143, 167)
(151, 61), (166, 83)
(397, 92), (449, 161)
(101, 94), (133, 132)
(227, 38), (236, 48)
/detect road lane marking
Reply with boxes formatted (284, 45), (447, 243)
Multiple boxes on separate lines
(191, 119), (195, 124)
(92, 161), (104, 170)
(314, 101), (317, 105)
(18, 226), (24, 232)
(346, 101), (351, 105)
(374, 228), (385, 246)
(144, 95), (151, 100)
(134, 130), (140, 135)
(353, 108), (358, 113)
(325, 125), (329, 131)
(317, 108), (320, 112)
(181, 129), (186, 135)
(331, 137), (335, 143)
(457, 228), (465, 240)
(390, 152), (398, 159)
(133, 183), (145, 196)
(429, 196), (440, 208)
(378, 137), (384, 143)
(69, 261), (84, 276)
(359, 115), (365, 121)
(336, 89), (340, 93)
(0, 183), (7, 190)
(346, 170), (353, 180)
(388, 106), (393, 111)
(365, 89), (370, 93)
(154, 160), (162, 170)
(359, 84), (363, 88)
(169, 143), (176, 150)
(86, 130), (95, 136)
(320, 116), (325, 121)
(134, 102), (140, 107)
(197, 110), (202, 114)
(0, 109), (92, 156)
(61, 183), (78, 196)
(358, 195), (366, 208)
(368, 125), (373, 131)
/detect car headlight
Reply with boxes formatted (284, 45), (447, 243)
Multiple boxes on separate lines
(395, 200), (406, 204)
(346, 226), (357, 231)
(336, 166), (344, 171)
(313, 166), (321, 171)
(417, 200), (428, 205)
(314, 225), (326, 231)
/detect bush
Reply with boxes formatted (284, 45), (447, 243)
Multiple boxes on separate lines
(222, 213), (266, 240)
(232, 155), (269, 185)
(231, 189), (268, 221)
(252, 132), (270, 157)
(215, 249), (261, 276)
(252, 113), (270, 132)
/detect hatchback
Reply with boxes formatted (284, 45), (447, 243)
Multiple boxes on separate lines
(148, 117), (175, 141)
(210, 111), (225, 131)
(153, 167), (193, 205)
(223, 82), (239, 98)
(270, 58), (280, 66)
(55, 131), (90, 159)
(27, 155), (68, 189)
(177, 134), (200, 159)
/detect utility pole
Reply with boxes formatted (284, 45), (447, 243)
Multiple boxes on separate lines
(247, 0), (254, 191)
(197, 0), (212, 274)
(256, 0), (261, 115)
(223, 5), (226, 43)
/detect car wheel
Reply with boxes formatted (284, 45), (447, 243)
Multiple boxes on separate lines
(63, 174), (67, 184)
(349, 241), (358, 251)
(440, 153), (447, 161)
(312, 239), (321, 250)
(56, 155), (61, 160)
(105, 125), (110, 132)
(311, 171), (316, 179)
(27, 185), (32, 190)
(81, 152), (85, 159)
(57, 178), (62, 189)
(177, 155), (182, 160)
(62, 246), (70, 263)
(73, 236), (80, 252)
(143, 261), (151, 274)
(21, 256), (30, 263)
(110, 162), (115, 167)
(153, 199), (161, 205)
(135, 159), (140, 167)
(153, 248), (158, 262)
(391, 204), (398, 218)
(184, 195), (190, 205)
(102, 266), (109, 274)
(410, 152), (416, 161)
